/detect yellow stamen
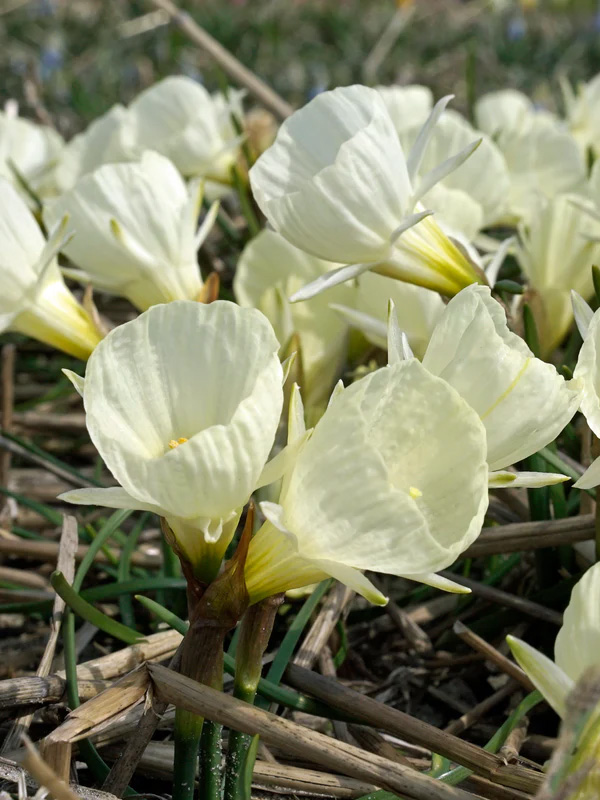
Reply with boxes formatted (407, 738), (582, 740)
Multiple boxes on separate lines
(409, 486), (422, 500)
(168, 437), (189, 449)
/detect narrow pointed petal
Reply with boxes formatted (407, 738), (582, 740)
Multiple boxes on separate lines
(288, 382), (307, 444)
(194, 199), (219, 250)
(407, 94), (454, 182)
(507, 635), (572, 718)
(62, 368), (85, 397)
(484, 236), (514, 288)
(387, 299), (405, 365)
(255, 433), (310, 490)
(572, 290), (594, 340)
(281, 351), (297, 385)
(389, 209), (432, 245)
(489, 470), (570, 488)
(311, 558), (388, 605)
(574, 455), (600, 489)
(327, 380), (345, 408)
(413, 139), (482, 205)
(330, 304), (387, 347)
(59, 486), (163, 514)
(402, 571), (471, 594)
(289, 261), (376, 303)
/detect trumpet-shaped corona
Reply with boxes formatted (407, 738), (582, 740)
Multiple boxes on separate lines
(59, 301), (284, 582)
(43, 152), (211, 311)
(0, 178), (102, 360)
(244, 361), (490, 605)
(422, 285), (581, 471)
(124, 76), (243, 182)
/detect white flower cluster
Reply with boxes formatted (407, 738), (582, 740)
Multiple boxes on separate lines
(1, 75), (600, 666)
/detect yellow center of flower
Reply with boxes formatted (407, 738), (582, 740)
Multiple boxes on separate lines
(168, 437), (188, 449)
(409, 486), (422, 500)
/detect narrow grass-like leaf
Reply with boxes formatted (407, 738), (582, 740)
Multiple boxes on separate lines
(51, 571), (144, 645)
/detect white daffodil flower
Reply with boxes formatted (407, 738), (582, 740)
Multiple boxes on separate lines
(391, 107), (510, 239)
(59, 301), (283, 582)
(125, 76), (243, 182)
(331, 270), (444, 359)
(244, 360), (490, 605)
(0, 110), (64, 200)
(43, 152), (214, 311)
(234, 229), (354, 410)
(562, 72), (600, 155)
(508, 562), (600, 718)
(475, 91), (586, 224)
(51, 105), (133, 194)
(515, 193), (600, 356)
(475, 89), (543, 140)
(0, 178), (103, 360)
(421, 285), (580, 482)
(375, 84), (433, 134)
(249, 84), (487, 302)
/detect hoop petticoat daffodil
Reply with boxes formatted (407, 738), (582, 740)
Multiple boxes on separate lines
(43, 152), (217, 311)
(125, 76), (244, 183)
(59, 301), (283, 582)
(569, 303), (600, 490)
(475, 91), (586, 225)
(515, 193), (600, 356)
(249, 84), (487, 302)
(508, 562), (600, 718)
(0, 109), (64, 202)
(375, 84), (433, 134)
(0, 178), (102, 360)
(244, 360), (490, 606)
(420, 285), (580, 485)
(50, 104), (133, 194)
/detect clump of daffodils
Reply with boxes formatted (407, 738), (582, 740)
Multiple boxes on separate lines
(3, 73), (600, 645)
(8, 62), (600, 800)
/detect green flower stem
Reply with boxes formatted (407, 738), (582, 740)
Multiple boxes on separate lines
(199, 720), (223, 800)
(224, 595), (284, 800)
(174, 708), (205, 800)
(172, 515), (251, 800)
(173, 625), (227, 800)
(230, 164), (260, 237)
